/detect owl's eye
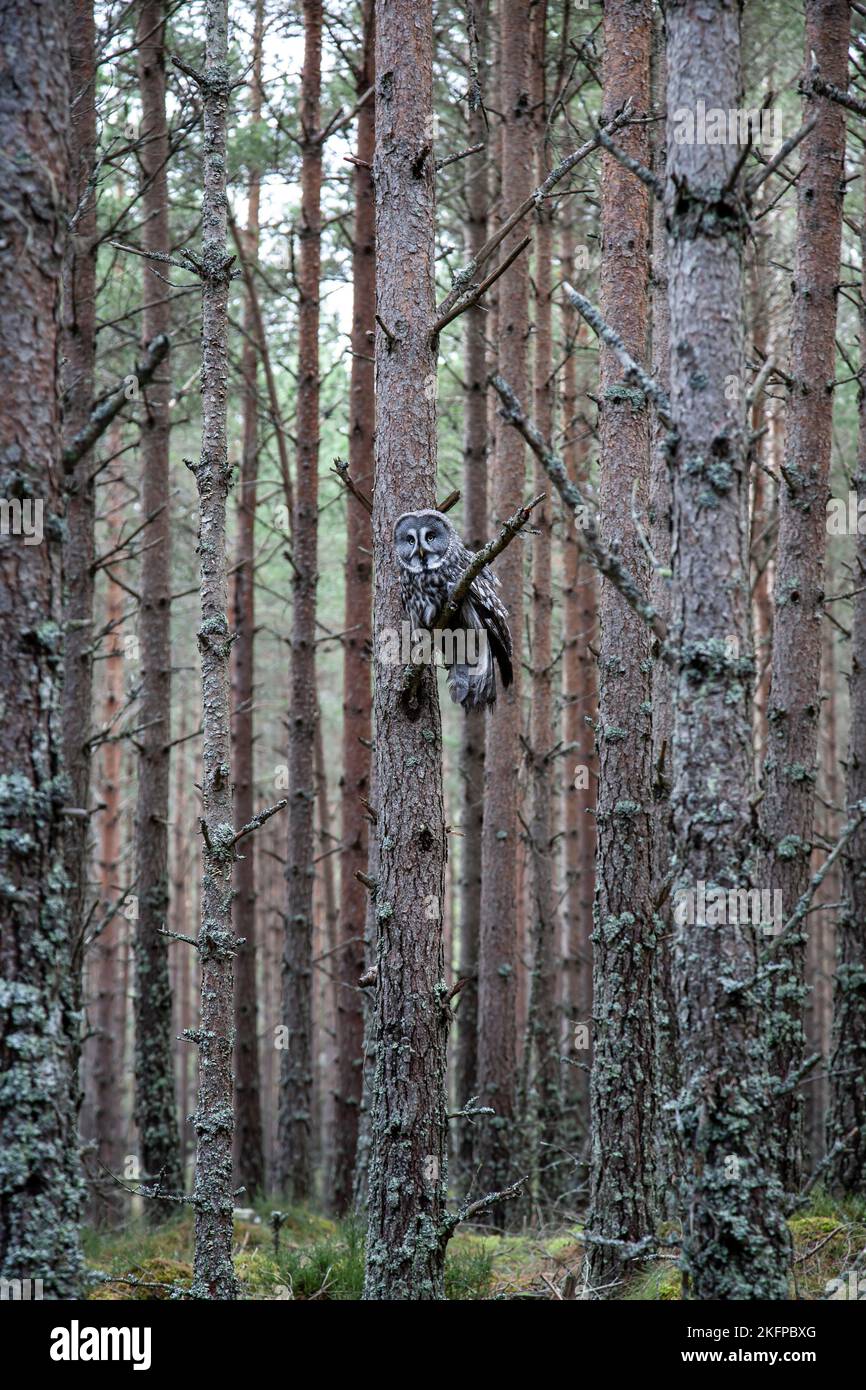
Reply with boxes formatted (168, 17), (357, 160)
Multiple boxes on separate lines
(405, 529), (417, 547)
(422, 529), (434, 546)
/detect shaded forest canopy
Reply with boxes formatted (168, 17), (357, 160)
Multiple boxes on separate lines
(2, 0), (866, 1308)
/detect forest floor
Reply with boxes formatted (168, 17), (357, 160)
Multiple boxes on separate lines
(83, 1190), (865, 1300)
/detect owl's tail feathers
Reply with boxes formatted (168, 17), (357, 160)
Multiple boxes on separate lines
(448, 624), (512, 711)
(448, 647), (497, 709)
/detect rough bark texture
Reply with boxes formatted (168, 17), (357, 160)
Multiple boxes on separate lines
(475, 0), (531, 1204)
(278, 0), (322, 1203)
(333, 0), (374, 1217)
(758, 0), (848, 1191)
(232, 0), (266, 1203)
(90, 460), (127, 1223)
(60, 0), (98, 1094)
(523, 0), (560, 1206)
(0, 0), (84, 1297)
(454, 0), (487, 1183)
(134, 0), (183, 1210)
(648, 7), (679, 1213)
(666, 0), (789, 1300)
(189, 0), (237, 1300)
(586, 0), (656, 1292)
(827, 192), (866, 1193)
(363, 0), (449, 1300)
(560, 228), (596, 1142)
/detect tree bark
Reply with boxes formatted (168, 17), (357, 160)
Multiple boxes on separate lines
(333, 0), (375, 1216)
(0, 0), (84, 1297)
(523, 0), (561, 1206)
(232, 0), (266, 1204)
(277, 0), (323, 1203)
(454, 0), (488, 1185)
(758, 0), (848, 1191)
(362, 0), (449, 1299)
(60, 0), (98, 1116)
(134, 0), (183, 1212)
(665, 0), (789, 1299)
(827, 184), (866, 1193)
(560, 228), (596, 1143)
(585, 0), (656, 1292)
(188, 0), (237, 1300)
(475, 0), (531, 1205)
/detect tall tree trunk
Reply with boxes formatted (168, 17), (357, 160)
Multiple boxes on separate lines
(232, 0), (266, 1203)
(134, 0), (183, 1210)
(648, 4), (679, 1213)
(524, 0), (560, 1206)
(475, 0), (531, 1204)
(60, 0), (98, 1122)
(363, 0), (449, 1299)
(560, 232), (596, 1142)
(333, 0), (375, 1216)
(665, 0), (788, 1300)
(277, 0), (322, 1203)
(188, 0), (237, 1300)
(827, 188), (866, 1193)
(454, 0), (488, 1183)
(758, 0), (848, 1191)
(90, 458), (127, 1223)
(0, 0), (84, 1297)
(586, 0), (656, 1291)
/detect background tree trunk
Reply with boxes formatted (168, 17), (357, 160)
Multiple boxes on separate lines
(454, 0), (488, 1184)
(475, 0), (531, 1205)
(666, 0), (788, 1300)
(333, 0), (375, 1216)
(278, 0), (323, 1203)
(134, 0), (184, 1211)
(758, 0), (849, 1190)
(586, 0), (656, 1292)
(189, 0), (237, 1300)
(232, 0), (266, 1204)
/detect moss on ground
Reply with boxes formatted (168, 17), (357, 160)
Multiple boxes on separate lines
(81, 1194), (865, 1300)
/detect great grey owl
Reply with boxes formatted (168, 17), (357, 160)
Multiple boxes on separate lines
(394, 508), (513, 710)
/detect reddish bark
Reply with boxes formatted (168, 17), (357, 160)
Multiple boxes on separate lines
(333, 0), (375, 1215)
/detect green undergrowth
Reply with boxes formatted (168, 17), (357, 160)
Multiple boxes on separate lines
(82, 1193), (864, 1300)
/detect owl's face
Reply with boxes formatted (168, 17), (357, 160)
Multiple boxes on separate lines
(394, 510), (454, 574)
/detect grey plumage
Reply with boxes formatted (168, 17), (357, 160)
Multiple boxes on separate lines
(394, 509), (513, 711)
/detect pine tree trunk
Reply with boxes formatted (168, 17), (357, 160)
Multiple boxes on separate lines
(523, 0), (560, 1205)
(758, 0), (848, 1191)
(560, 232), (596, 1142)
(475, 0), (531, 1205)
(454, 0), (488, 1183)
(277, 0), (322, 1203)
(61, 0), (98, 1090)
(189, 0), (237, 1300)
(362, 0), (449, 1299)
(586, 0), (656, 1291)
(333, 0), (375, 1216)
(134, 0), (183, 1211)
(665, 0), (788, 1300)
(232, 0), (266, 1203)
(90, 459), (127, 1224)
(0, 0), (84, 1297)
(827, 190), (866, 1193)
